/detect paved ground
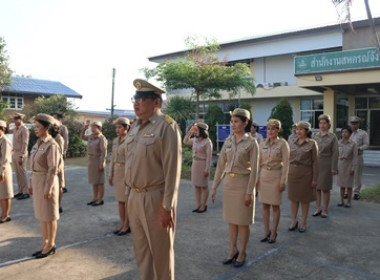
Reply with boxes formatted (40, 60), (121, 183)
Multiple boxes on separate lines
(0, 166), (380, 280)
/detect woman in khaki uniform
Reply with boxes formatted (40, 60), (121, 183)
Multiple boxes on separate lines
(288, 121), (318, 233)
(312, 114), (338, 218)
(81, 121), (107, 206)
(251, 121), (263, 145)
(108, 117), (131, 236)
(29, 114), (60, 258)
(53, 122), (65, 213)
(337, 126), (357, 208)
(211, 108), (259, 268)
(257, 119), (289, 243)
(0, 121), (13, 223)
(183, 122), (213, 213)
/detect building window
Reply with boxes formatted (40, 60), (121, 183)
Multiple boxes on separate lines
(1, 93), (24, 110)
(336, 97), (348, 128)
(300, 97), (323, 128)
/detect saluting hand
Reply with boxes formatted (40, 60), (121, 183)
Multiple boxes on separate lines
(211, 188), (217, 204)
(244, 194), (253, 207)
(159, 206), (174, 229)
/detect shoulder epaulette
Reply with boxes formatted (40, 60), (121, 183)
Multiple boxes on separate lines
(164, 114), (174, 124)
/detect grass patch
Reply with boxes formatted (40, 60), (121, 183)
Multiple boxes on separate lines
(361, 183), (380, 203)
(65, 157), (88, 167)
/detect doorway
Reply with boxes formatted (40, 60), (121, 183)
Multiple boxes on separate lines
(370, 110), (380, 146)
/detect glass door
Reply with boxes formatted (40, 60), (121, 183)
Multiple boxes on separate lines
(370, 110), (380, 146)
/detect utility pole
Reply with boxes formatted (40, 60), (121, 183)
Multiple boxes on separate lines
(111, 68), (116, 118)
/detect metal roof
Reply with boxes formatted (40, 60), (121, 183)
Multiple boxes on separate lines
(2, 77), (82, 99)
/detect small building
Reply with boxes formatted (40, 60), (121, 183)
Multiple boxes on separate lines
(149, 18), (380, 149)
(76, 109), (136, 124)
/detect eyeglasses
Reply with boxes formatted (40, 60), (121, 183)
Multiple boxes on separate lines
(131, 97), (145, 103)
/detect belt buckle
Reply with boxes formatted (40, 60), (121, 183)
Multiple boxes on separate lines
(266, 167), (272, 171)
(229, 173), (235, 178)
(116, 163), (121, 167)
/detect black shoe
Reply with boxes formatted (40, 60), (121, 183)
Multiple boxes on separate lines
(268, 233), (278, 244)
(32, 250), (42, 257)
(0, 217), (11, 223)
(17, 194), (30, 200)
(222, 251), (239, 265)
(35, 246), (56, 259)
(113, 230), (120, 235)
(288, 221), (298, 231)
(92, 200), (104, 206)
(192, 207), (200, 213)
(354, 194), (360, 200)
(344, 193), (348, 199)
(344, 204), (351, 208)
(59, 207), (63, 213)
(87, 201), (96, 206)
(312, 210), (321, 217)
(260, 231), (271, 242)
(14, 193), (23, 199)
(117, 228), (131, 236)
(234, 254), (246, 268)
(197, 205), (207, 213)
(337, 203), (344, 207)
(321, 212), (328, 218)
(62, 187), (68, 193)
(298, 227), (307, 233)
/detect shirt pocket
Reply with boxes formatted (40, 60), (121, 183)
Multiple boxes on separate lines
(141, 137), (158, 157)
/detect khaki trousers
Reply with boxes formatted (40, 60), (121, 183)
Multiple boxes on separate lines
(12, 153), (28, 194)
(354, 154), (364, 194)
(128, 188), (175, 280)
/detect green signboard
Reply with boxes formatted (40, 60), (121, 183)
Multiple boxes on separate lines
(295, 47), (380, 75)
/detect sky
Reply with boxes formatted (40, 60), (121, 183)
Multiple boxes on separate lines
(1, 0), (380, 112)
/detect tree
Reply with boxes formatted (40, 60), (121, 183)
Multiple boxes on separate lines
(164, 96), (194, 135)
(154, 36), (255, 119)
(22, 94), (78, 119)
(268, 98), (293, 140)
(205, 104), (227, 147)
(0, 37), (12, 87)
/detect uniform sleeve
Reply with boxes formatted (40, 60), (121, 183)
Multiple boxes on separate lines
(312, 142), (319, 182)
(258, 134), (264, 145)
(161, 124), (182, 210)
(63, 126), (69, 155)
(183, 130), (194, 146)
(331, 135), (339, 171)
(80, 128), (88, 141)
(108, 140), (116, 178)
(21, 127), (30, 158)
(352, 142), (358, 171)
(44, 143), (59, 194)
(280, 141), (290, 185)
(0, 141), (8, 176)
(246, 140), (259, 194)
(205, 139), (213, 172)
(360, 132), (369, 151)
(211, 141), (227, 190)
(99, 136), (107, 169)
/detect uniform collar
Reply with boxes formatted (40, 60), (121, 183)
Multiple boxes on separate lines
(40, 135), (52, 144)
(265, 136), (279, 145)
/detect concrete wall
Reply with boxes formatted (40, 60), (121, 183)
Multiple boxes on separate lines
(343, 25), (380, 50)
(254, 55), (296, 86)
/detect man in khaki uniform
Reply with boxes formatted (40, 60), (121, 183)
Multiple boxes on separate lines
(349, 116), (369, 200)
(53, 113), (69, 193)
(125, 79), (182, 280)
(7, 113), (30, 200)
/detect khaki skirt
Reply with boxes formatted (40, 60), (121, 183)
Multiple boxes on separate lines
(0, 165), (13, 199)
(113, 164), (127, 202)
(316, 156), (333, 190)
(337, 158), (354, 188)
(88, 156), (105, 184)
(31, 174), (60, 222)
(288, 165), (316, 203)
(191, 159), (208, 187)
(259, 169), (283, 206)
(222, 174), (255, 225)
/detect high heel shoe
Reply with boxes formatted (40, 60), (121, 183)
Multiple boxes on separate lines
(312, 210), (322, 217)
(35, 246), (56, 259)
(260, 231), (271, 242)
(222, 251), (239, 265)
(92, 200), (104, 206)
(268, 233), (278, 244)
(192, 207), (200, 213)
(288, 221), (298, 231)
(0, 217), (11, 223)
(87, 201), (96, 206)
(32, 250), (42, 257)
(197, 205), (207, 213)
(234, 253), (246, 268)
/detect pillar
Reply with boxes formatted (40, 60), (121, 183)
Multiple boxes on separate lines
(323, 88), (336, 132)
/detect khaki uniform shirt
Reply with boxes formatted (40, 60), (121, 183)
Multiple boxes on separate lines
(109, 136), (126, 178)
(350, 129), (369, 155)
(124, 111), (182, 210)
(338, 139), (358, 171)
(183, 132), (213, 173)
(54, 134), (65, 171)
(59, 124), (69, 155)
(289, 138), (319, 182)
(288, 133), (296, 144)
(313, 132), (338, 170)
(0, 135), (12, 177)
(252, 132), (264, 145)
(30, 136), (59, 194)
(212, 133), (259, 194)
(259, 137), (290, 184)
(10, 124), (29, 158)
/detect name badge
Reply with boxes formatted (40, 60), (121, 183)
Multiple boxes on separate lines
(144, 133), (155, 138)
(39, 148), (44, 151)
